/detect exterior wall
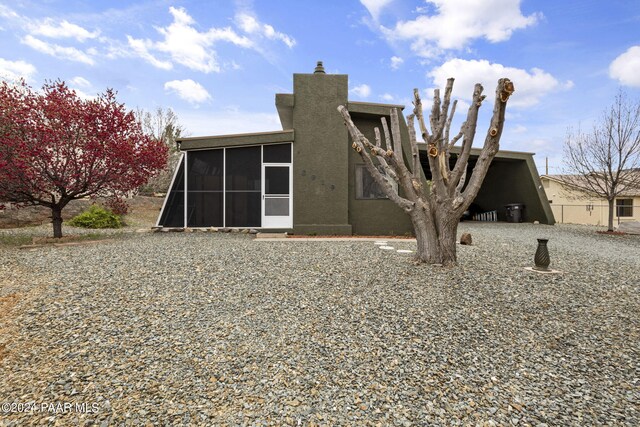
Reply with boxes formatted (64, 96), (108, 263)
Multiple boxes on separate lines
(542, 177), (640, 225)
(291, 72), (352, 234)
(348, 115), (414, 236)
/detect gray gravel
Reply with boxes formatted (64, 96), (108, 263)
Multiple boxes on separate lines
(0, 223), (638, 426)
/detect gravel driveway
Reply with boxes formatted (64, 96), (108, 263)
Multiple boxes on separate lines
(0, 223), (638, 426)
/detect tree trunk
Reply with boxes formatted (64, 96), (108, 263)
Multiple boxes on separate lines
(607, 198), (615, 232)
(437, 218), (458, 267)
(51, 205), (63, 238)
(411, 212), (458, 267)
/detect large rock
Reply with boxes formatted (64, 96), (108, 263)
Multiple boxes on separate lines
(460, 232), (473, 245)
(617, 221), (640, 235)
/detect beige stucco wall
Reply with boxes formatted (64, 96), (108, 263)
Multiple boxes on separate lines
(541, 177), (640, 226)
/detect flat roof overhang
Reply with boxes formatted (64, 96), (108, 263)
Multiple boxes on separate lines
(347, 101), (405, 117)
(178, 129), (294, 151)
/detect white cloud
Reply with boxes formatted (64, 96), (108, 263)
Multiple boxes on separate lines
(0, 4), (19, 20)
(609, 46), (640, 87)
(428, 58), (570, 108)
(360, 0), (394, 21)
(126, 35), (173, 70)
(381, 0), (540, 58)
(512, 124), (527, 134)
(380, 93), (395, 102)
(350, 83), (372, 98)
(21, 35), (94, 65)
(127, 6), (293, 73)
(70, 88), (96, 100)
(70, 76), (91, 87)
(29, 19), (99, 42)
(127, 7), (252, 73)
(0, 58), (36, 81)
(164, 79), (211, 104)
(235, 13), (296, 48)
(390, 55), (404, 70)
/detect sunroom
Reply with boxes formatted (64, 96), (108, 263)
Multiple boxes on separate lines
(157, 131), (293, 229)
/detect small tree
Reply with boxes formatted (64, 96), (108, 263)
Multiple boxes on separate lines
(0, 80), (168, 238)
(338, 78), (514, 266)
(135, 106), (186, 195)
(561, 90), (640, 231)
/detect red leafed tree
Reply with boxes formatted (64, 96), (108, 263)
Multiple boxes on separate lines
(0, 80), (168, 237)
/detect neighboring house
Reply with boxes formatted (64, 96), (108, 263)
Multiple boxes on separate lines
(157, 62), (554, 234)
(540, 174), (640, 226)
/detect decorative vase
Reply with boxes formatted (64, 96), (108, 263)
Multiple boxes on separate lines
(533, 238), (550, 271)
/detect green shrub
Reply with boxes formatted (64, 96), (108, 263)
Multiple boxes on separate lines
(67, 205), (122, 229)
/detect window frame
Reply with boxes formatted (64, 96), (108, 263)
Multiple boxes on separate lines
(615, 198), (633, 217)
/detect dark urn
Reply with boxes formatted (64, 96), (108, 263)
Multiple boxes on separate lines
(533, 238), (551, 271)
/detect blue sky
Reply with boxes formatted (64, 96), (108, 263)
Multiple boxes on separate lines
(1, 0), (639, 175)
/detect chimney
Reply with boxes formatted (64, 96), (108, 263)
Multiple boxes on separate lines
(314, 61), (326, 74)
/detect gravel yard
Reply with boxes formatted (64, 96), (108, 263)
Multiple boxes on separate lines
(0, 223), (638, 426)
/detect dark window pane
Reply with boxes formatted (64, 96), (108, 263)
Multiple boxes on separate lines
(265, 166), (289, 194)
(263, 143), (291, 163)
(226, 146), (261, 191)
(188, 150), (223, 191)
(158, 158), (185, 227)
(616, 199), (633, 217)
(355, 165), (389, 199)
(187, 192), (223, 227)
(226, 192), (261, 227)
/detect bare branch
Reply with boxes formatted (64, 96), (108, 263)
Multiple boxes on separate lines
(459, 78), (513, 213)
(413, 89), (430, 141)
(430, 89), (441, 136)
(406, 114), (421, 177)
(374, 127), (399, 183)
(415, 88), (448, 199)
(450, 84), (485, 191)
(444, 100), (458, 152)
(337, 105), (414, 211)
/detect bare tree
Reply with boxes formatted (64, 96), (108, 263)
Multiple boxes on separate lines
(338, 78), (514, 266)
(561, 90), (640, 231)
(135, 107), (186, 195)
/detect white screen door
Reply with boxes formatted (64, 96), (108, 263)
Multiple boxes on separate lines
(262, 164), (292, 228)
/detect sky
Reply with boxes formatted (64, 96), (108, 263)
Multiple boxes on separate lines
(1, 0), (639, 175)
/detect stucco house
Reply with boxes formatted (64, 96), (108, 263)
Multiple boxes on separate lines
(157, 62), (554, 234)
(541, 173), (640, 226)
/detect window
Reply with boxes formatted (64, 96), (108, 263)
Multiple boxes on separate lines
(355, 164), (397, 200)
(616, 199), (633, 217)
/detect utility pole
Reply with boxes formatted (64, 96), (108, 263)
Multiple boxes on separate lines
(545, 157), (548, 175)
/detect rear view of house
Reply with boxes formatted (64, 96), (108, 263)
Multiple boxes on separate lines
(157, 62), (554, 234)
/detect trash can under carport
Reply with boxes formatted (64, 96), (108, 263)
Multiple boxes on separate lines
(505, 203), (525, 223)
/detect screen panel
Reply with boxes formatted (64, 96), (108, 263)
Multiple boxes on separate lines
(158, 158), (185, 227)
(226, 192), (261, 227)
(265, 197), (289, 216)
(187, 150), (224, 227)
(263, 143), (292, 163)
(265, 166), (289, 195)
(188, 150), (223, 191)
(187, 192), (223, 227)
(226, 146), (261, 191)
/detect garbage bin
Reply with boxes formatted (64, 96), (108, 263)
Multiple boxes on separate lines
(505, 203), (525, 223)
